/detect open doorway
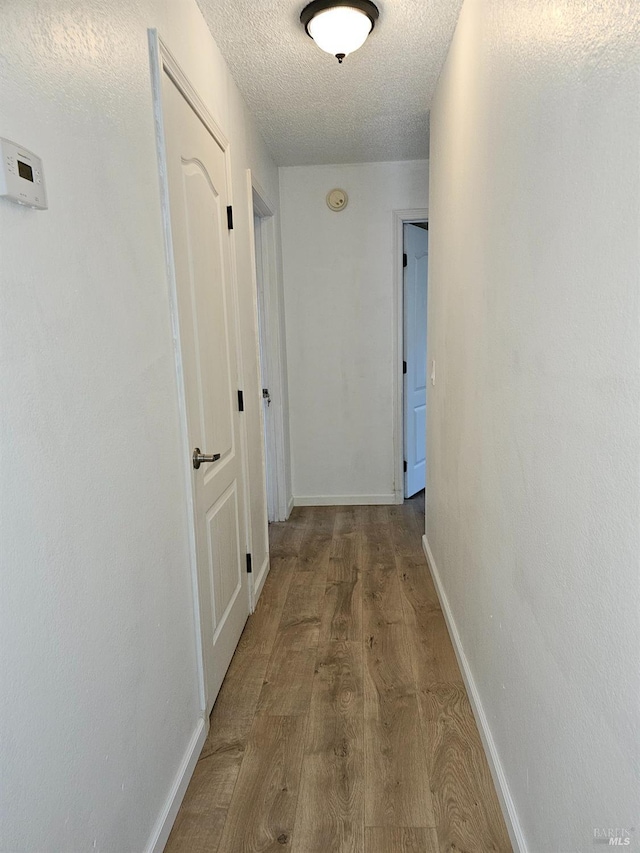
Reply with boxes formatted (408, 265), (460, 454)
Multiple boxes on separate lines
(393, 210), (429, 524)
(403, 221), (429, 499)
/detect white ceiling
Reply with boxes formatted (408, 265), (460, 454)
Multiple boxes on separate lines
(196, 0), (464, 165)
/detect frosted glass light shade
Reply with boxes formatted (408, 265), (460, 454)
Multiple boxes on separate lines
(307, 6), (373, 60)
(301, 1), (379, 63)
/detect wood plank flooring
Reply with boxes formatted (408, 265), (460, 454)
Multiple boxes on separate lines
(165, 495), (512, 853)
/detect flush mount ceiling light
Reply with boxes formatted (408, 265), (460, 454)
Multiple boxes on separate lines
(300, 0), (380, 64)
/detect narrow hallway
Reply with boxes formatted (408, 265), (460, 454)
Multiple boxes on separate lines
(166, 497), (511, 852)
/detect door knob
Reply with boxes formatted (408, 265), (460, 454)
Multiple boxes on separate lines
(192, 448), (221, 470)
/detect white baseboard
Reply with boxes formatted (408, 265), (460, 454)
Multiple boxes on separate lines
(146, 716), (208, 853)
(286, 495), (294, 518)
(293, 494), (396, 506)
(252, 553), (270, 611)
(422, 535), (528, 853)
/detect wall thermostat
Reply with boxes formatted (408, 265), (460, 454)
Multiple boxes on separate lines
(326, 188), (348, 211)
(0, 138), (47, 209)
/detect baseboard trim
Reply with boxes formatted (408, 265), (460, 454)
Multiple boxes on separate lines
(286, 495), (294, 518)
(252, 553), (270, 610)
(146, 716), (207, 853)
(293, 494), (396, 506)
(422, 535), (528, 853)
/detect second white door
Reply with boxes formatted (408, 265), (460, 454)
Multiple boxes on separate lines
(253, 211), (277, 523)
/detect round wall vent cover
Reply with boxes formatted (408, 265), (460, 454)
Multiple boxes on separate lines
(326, 188), (348, 211)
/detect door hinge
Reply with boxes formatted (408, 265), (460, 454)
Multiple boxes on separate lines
(403, 360), (407, 374)
(403, 460), (407, 473)
(403, 252), (407, 268)
(237, 389), (244, 412)
(246, 553), (252, 573)
(227, 205), (234, 230)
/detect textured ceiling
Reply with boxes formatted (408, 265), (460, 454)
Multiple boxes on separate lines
(196, 0), (464, 165)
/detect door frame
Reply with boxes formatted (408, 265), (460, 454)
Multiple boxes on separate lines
(149, 31), (251, 714)
(246, 171), (290, 523)
(392, 208), (429, 504)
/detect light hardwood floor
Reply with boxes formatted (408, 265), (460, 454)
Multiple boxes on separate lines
(165, 496), (512, 853)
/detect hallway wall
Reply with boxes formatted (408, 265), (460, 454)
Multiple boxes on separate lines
(280, 160), (428, 505)
(0, 2), (285, 850)
(427, 1), (640, 851)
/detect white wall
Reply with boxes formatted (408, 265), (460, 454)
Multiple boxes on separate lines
(280, 160), (428, 505)
(427, 2), (640, 851)
(0, 1), (285, 850)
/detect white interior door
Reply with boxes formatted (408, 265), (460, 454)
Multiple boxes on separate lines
(162, 70), (249, 714)
(253, 212), (277, 522)
(403, 223), (429, 498)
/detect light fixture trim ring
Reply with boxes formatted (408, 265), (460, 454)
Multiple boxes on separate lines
(300, 0), (380, 38)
